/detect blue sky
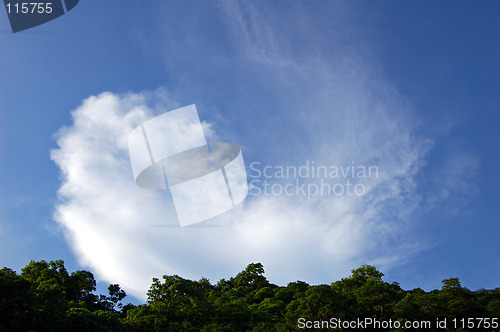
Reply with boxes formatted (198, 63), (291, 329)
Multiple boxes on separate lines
(0, 1), (499, 303)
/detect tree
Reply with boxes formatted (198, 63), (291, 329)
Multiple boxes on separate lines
(1, 260), (128, 331)
(285, 284), (349, 328)
(67, 270), (97, 304)
(98, 284), (127, 311)
(440, 278), (482, 319)
(125, 274), (215, 331)
(0, 268), (33, 331)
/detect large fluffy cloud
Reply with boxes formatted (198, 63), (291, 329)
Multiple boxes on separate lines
(51, 83), (428, 300)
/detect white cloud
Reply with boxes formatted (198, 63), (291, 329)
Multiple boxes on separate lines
(51, 85), (428, 299)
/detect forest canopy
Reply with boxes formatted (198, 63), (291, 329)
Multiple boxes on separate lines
(0, 260), (498, 331)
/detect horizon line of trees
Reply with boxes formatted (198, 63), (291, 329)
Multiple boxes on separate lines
(1, 260), (499, 331)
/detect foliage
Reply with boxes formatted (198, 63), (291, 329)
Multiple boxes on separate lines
(0, 260), (498, 331)
(0, 260), (128, 331)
